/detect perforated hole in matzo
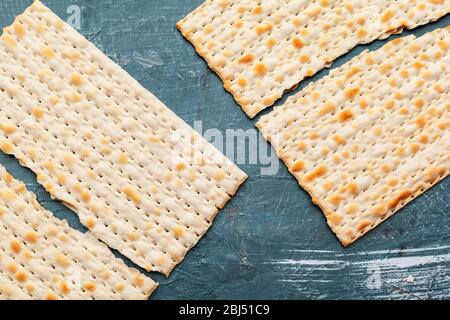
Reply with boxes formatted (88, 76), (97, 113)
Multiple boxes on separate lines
(177, 0), (450, 118)
(0, 1), (247, 276)
(257, 27), (449, 245)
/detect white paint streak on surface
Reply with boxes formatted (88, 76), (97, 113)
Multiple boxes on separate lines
(280, 279), (332, 283)
(132, 50), (163, 69)
(359, 254), (450, 269)
(275, 259), (343, 266)
(272, 253), (450, 269)
(270, 245), (450, 299)
(283, 244), (450, 256)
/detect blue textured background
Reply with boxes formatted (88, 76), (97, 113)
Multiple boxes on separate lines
(0, 0), (449, 300)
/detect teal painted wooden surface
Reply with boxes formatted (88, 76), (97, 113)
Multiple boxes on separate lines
(0, 0), (449, 300)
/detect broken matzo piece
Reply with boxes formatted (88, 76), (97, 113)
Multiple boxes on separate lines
(257, 27), (450, 246)
(177, 0), (450, 118)
(0, 165), (157, 300)
(0, 1), (247, 276)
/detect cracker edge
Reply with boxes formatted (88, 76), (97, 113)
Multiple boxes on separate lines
(176, 19), (256, 118)
(162, 163), (247, 276)
(165, 171), (248, 276)
(176, 2), (450, 118)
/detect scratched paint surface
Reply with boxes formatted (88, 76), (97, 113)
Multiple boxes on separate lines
(0, 0), (449, 300)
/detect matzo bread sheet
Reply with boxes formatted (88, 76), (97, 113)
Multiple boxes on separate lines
(257, 27), (449, 245)
(0, 1), (247, 276)
(178, 0), (450, 118)
(0, 165), (157, 300)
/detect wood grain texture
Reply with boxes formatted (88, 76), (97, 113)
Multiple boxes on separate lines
(0, 0), (449, 299)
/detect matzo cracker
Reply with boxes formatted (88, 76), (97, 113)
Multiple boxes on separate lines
(257, 28), (449, 245)
(0, 165), (157, 300)
(0, 1), (247, 275)
(178, 0), (450, 117)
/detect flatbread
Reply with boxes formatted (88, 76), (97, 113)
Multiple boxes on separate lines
(0, 165), (157, 300)
(257, 27), (449, 246)
(0, 0), (247, 275)
(177, 0), (450, 118)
